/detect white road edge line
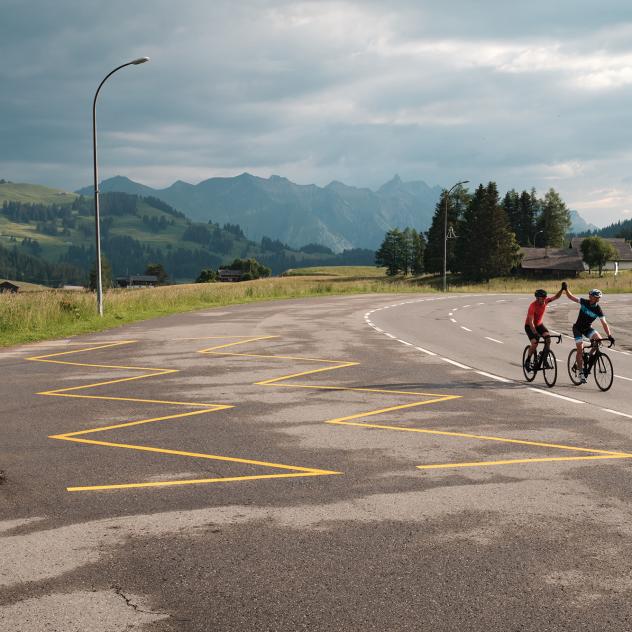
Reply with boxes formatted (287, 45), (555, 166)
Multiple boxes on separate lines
(415, 346), (437, 356)
(461, 326), (472, 332)
(475, 370), (513, 383)
(602, 408), (632, 419)
(441, 358), (472, 370)
(615, 374), (632, 381)
(484, 337), (503, 344)
(528, 387), (583, 404)
(450, 318), (457, 323)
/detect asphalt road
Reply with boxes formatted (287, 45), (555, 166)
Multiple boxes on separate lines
(2, 292), (632, 631)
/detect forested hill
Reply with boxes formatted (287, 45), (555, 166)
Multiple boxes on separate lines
(77, 173), (443, 252)
(585, 217), (632, 240)
(0, 188), (374, 285)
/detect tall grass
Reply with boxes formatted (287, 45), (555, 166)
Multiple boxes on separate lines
(2, 270), (630, 347)
(0, 277), (415, 347)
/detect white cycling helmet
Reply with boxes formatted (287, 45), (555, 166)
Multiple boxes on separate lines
(589, 289), (603, 297)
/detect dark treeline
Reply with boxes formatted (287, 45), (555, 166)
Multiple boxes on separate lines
(2, 191), (376, 284)
(0, 243), (85, 286)
(377, 183), (571, 281)
(62, 236), (223, 282)
(578, 218), (632, 241)
(2, 200), (74, 224)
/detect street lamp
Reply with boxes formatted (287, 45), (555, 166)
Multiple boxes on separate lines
(533, 229), (545, 248)
(443, 180), (469, 292)
(92, 56), (149, 316)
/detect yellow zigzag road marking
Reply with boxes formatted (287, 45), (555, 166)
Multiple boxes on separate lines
(28, 338), (339, 492)
(198, 338), (632, 471)
(29, 335), (629, 491)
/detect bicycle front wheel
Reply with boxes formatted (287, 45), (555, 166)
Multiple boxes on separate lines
(567, 349), (582, 385)
(542, 349), (557, 387)
(593, 352), (614, 391)
(522, 346), (536, 382)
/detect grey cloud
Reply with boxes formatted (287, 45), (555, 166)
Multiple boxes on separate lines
(1, 0), (631, 225)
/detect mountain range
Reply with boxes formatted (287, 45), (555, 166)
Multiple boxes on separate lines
(78, 174), (443, 252)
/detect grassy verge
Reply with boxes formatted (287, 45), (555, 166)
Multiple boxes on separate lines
(283, 265), (387, 277)
(0, 276), (417, 347)
(2, 270), (630, 348)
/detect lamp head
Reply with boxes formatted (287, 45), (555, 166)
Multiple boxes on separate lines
(131, 57), (150, 65)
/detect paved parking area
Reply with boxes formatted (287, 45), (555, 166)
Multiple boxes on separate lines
(2, 294), (632, 631)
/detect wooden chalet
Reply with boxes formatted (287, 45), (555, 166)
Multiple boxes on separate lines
(0, 281), (19, 294)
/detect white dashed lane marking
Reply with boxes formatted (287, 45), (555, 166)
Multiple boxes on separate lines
(365, 295), (632, 418)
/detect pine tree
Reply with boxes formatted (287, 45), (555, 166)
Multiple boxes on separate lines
(88, 256), (113, 290)
(518, 189), (539, 245)
(411, 229), (426, 275)
(455, 183), (520, 281)
(502, 190), (521, 241)
(400, 228), (414, 274)
(424, 187), (469, 274)
(375, 229), (404, 276)
(537, 188), (571, 247)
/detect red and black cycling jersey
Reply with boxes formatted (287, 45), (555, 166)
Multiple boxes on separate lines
(525, 298), (552, 327)
(574, 298), (604, 329)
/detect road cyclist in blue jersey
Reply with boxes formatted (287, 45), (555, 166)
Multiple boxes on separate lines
(563, 284), (614, 384)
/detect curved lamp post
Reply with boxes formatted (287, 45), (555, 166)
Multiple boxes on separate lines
(443, 180), (469, 292)
(92, 56), (150, 316)
(533, 229), (545, 248)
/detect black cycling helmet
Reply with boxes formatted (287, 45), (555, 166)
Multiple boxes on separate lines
(534, 289), (547, 298)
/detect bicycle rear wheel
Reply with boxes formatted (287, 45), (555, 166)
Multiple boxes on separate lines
(522, 346), (536, 382)
(593, 352), (614, 391)
(567, 349), (582, 385)
(542, 349), (557, 387)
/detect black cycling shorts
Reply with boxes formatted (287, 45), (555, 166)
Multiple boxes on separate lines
(525, 323), (549, 341)
(572, 323), (596, 342)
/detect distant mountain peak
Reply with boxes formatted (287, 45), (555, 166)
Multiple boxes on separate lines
(76, 172), (442, 251)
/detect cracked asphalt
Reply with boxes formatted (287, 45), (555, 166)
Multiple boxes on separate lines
(2, 293), (632, 631)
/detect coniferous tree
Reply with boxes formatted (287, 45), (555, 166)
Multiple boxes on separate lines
(400, 228), (414, 275)
(502, 190), (521, 241)
(411, 229), (426, 275)
(89, 256), (113, 290)
(536, 188), (571, 247)
(424, 187), (469, 273)
(455, 182), (520, 281)
(375, 228), (404, 276)
(518, 189), (539, 245)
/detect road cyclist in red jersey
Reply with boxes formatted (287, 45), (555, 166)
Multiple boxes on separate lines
(524, 285), (564, 371)
(563, 285), (614, 384)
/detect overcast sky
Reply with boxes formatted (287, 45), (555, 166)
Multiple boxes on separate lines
(2, 0), (632, 226)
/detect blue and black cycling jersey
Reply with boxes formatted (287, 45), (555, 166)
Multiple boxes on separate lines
(574, 298), (604, 329)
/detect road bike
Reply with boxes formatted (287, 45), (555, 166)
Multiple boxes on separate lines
(522, 334), (562, 387)
(567, 337), (614, 391)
